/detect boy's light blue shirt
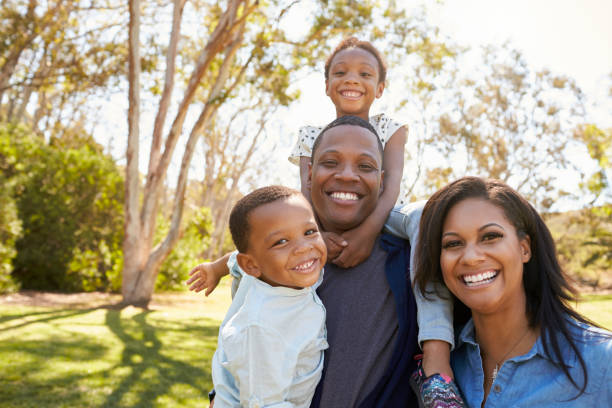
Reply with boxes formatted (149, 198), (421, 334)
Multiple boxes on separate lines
(212, 254), (327, 408)
(452, 319), (612, 407)
(384, 200), (455, 348)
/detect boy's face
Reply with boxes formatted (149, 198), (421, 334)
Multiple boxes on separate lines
(237, 195), (327, 289)
(325, 47), (385, 119)
(308, 125), (384, 235)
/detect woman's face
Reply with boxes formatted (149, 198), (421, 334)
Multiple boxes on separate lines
(440, 198), (532, 316)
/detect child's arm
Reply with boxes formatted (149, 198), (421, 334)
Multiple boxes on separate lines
(186, 252), (231, 296)
(386, 201), (455, 377)
(332, 126), (407, 268)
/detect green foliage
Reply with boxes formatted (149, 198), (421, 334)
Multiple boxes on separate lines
(575, 124), (611, 202)
(546, 210), (612, 289)
(155, 207), (212, 291)
(0, 123), (124, 292)
(0, 126), (25, 293)
(0, 184), (21, 293)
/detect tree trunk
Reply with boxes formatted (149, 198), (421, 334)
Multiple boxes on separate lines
(121, 0), (256, 307)
(122, 0), (144, 306)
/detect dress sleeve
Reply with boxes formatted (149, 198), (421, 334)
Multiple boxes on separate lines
(385, 201), (455, 348)
(370, 113), (406, 148)
(221, 324), (297, 408)
(288, 126), (322, 165)
(386, 116), (405, 142)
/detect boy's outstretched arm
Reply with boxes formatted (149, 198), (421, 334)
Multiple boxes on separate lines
(186, 252), (231, 296)
(333, 126), (407, 268)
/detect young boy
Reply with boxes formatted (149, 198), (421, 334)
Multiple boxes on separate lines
(210, 185), (328, 408)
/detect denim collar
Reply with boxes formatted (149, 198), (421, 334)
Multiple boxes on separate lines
(456, 317), (578, 368)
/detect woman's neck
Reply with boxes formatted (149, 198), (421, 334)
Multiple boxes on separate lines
(472, 296), (539, 402)
(472, 308), (534, 362)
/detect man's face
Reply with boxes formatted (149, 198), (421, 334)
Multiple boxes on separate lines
(308, 125), (384, 234)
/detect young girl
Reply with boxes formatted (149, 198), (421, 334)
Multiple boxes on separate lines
(189, 37), (464, 407)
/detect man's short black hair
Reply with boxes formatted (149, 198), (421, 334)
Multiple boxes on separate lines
(229, 185), (302, 253)
(311, 115), (383, 160)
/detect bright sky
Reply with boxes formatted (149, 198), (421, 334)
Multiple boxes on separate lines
(427, 0), (612, 106)
(285, 0), (612, 122)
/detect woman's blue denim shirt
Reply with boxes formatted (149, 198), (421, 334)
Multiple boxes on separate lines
(452, 318), (612, 407)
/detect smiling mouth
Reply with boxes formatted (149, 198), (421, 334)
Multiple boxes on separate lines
(329, 191), (359, 201)
(292, 258), (319, 274)
(340, 90), (363, 99)
(461, 270), (498, 287)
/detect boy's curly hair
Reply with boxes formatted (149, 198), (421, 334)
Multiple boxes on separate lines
(229, 185), (302, 253)
(324, 37), (387, 84)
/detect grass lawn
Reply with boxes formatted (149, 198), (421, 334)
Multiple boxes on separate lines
(0, 279), (232, 408)
(0, 285), (610, 408)
(575, 293), (612, 330)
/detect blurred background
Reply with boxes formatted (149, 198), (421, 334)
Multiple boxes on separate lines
(1, 1), (610, 406)
(2, 0), (609, 300)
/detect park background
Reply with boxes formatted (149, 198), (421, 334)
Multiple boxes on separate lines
(1, 0), (611, 406)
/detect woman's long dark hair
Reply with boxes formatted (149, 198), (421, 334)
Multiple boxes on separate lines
(414, 176), (607, 396)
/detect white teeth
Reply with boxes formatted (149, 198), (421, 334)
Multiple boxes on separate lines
(462, 271), (498, 287)
(294, 259), (315, 270)
(341, 91), (362, 97)
(331, 192), (358, 201)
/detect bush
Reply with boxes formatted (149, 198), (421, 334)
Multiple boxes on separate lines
(1, 123), (124, 292)
(156, 207), (212, 291)
(0, 185), (21, 293)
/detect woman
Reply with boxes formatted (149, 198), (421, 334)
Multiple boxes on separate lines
(414, 176), (611, 407)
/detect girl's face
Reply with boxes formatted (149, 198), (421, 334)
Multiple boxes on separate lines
(325, 47), (384, 119)
(439, 198), (531, 316)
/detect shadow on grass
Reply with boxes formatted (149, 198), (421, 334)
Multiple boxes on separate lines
(0, 323), (113, 407)
(0, 308), (98, 331)
(0, 305), (220, 407)
(101, 309), (216, 407)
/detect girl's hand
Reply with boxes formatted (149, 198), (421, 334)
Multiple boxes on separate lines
(332, 226), (377, 268)
(322, 231), (347, 261)
(186, 262), (222, 296)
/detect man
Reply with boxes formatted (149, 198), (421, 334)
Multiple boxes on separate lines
(306, 115), (418, 407)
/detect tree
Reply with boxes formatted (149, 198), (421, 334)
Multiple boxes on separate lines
(402, 44), (586, 210)
(122, 0), (458, 306)
(0, 0), (126, 137)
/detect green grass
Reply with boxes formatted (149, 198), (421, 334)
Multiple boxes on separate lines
(0, 280), (233, 408)
(0, 288), (609, 407)
(575, 293), (612, 330)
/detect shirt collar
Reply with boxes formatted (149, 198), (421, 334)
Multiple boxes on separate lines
(456, 317), (577, 368)
(249, 269), (324, 297)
